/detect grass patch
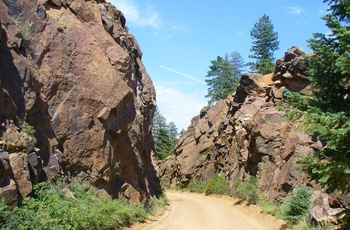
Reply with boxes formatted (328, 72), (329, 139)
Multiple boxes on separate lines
(0, 180), (165, 230)
(259, 198), (284, 219)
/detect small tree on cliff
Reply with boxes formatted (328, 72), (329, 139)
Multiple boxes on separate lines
(248, 14), (279, 74)
(205, 52), (244, 106)
(287, 0), (350, 194)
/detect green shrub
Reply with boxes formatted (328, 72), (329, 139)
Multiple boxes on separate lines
(204, 174), (229, 195)
(21, 122), (36, 136)
(0, 199), (10, 227)
(186, 178), (206, 193)
(231, 176), (259, 204)
(282, 187), (311, 226)
(0, 181), (161, 229)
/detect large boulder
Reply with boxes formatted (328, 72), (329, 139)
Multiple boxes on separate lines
(0, 0), (159, 205)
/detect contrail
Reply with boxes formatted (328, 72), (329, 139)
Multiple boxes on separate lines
(160, 65), (206, 85)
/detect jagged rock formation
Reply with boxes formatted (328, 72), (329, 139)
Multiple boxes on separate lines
(159, 47), (349, 224)
(0, 0), (159, 205)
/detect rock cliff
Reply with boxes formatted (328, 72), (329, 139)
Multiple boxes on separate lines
(160, 47), (349, 224)
(0, 0), (159, 205)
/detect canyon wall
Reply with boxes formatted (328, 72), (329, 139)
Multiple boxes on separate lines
(160, 47), (349, 223)
(0, 0), (159, 205)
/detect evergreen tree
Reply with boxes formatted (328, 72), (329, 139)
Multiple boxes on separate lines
(248, 14), (279, 74)
(152, 108), (179, 160)
(168, 121), (179, 146)
(286, 0), (350, 193)
(205, 52), (244, 106)
(229, 51), (245, 78)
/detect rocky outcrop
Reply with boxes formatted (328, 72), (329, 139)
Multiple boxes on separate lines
(0, 0), (159, 205)
(266, 46), (311, 104)
(159, 48), (349, 224)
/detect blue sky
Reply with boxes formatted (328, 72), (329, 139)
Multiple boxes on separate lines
(109, 0), (329, 131)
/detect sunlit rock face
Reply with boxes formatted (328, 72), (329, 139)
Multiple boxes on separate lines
(0, 0), (159, 205)
(160, 47), (349, 224)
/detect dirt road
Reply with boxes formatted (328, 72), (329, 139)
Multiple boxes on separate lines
(131, 190), (285, 230)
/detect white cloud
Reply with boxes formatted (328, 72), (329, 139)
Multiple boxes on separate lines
(155, 84), (207, 131)
(236, 31), (245, 36)
(110, 0), (161, 29)
(285, 6), (304, 15)
(169, 24), (190, 32)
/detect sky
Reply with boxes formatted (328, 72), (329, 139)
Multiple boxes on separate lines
(109, 0), (329, 131)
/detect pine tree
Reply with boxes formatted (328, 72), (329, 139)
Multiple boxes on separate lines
(152, 108), (179, 160)
(249, 14), (279, 74)
(168, 121), (179, 147)
(205, 52), (244, 106)
(287, 0), (350, 193)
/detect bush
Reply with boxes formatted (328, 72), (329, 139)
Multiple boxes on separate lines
(204, 174), (229, 195)
(231, 176), (259, 204)
(282, 187), (311, 225)
(186, 178), (206, 193)
(0, 181), (161, 229)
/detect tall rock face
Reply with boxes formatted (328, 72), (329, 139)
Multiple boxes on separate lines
(0, 0), (159, 205)
(160, 47), (349, 223)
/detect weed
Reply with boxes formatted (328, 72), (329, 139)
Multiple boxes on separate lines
(113, 161), (121, 174)
(146, 194), (168, 214)
(186, 177), (206, 193)
(259, 198), (283, 219)
(231, 176), (259, 204)
(21, 122), (36, 136)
